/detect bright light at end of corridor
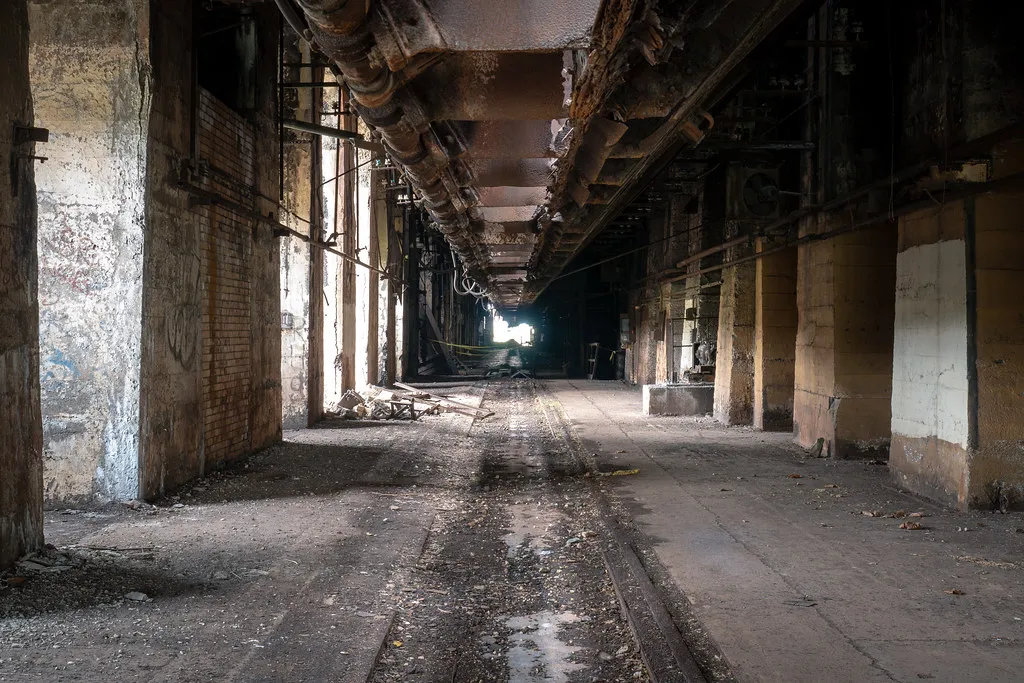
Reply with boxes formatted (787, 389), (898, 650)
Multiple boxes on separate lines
(493, 315), (533, 345)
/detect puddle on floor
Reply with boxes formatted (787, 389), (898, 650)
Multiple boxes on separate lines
(505, 610), (585, 682)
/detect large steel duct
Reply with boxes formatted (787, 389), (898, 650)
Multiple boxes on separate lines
(291, 0), (490, 281)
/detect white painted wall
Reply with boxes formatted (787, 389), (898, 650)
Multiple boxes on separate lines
(891, 239), (969, 448)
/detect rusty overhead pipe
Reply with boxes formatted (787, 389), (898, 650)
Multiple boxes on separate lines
(286, 0), (491, 285)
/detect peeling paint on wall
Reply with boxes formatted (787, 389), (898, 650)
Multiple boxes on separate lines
(891, 239), (969, 449)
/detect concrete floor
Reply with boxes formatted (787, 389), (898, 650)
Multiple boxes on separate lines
(548, 380), (1024, 683)
(2, 379), (1023, 682)
(1, 383), (645, 682)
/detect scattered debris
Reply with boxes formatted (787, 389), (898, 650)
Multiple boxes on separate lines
(16, 553), (75, 574)
(899, 521), (923, 530)
(325, 384), (493, 421)
(862, 510), (882, 517)
(787, 473), (803, 479)
(955, 555), (1022, 570)
(395, 382), (493, 419)
(783, 597), (817, 608)
(599, 468), (640, 477)
(944, 589), (965, 595)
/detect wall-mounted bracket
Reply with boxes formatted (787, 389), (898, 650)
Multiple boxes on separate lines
(14, 124), (49, 145)
(10, 124), (49, 196)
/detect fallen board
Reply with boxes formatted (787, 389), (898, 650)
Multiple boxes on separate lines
(393, 383), (493, 419)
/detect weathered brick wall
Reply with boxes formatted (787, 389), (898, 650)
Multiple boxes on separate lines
(0, 0), (44, 568)
(139, 2), (280, 497)
(197, 92), (256, 466)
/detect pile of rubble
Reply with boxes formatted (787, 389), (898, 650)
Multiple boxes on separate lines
(325, 383), (493, 421)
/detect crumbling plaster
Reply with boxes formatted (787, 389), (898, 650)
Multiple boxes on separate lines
(29, 0), (150, 503)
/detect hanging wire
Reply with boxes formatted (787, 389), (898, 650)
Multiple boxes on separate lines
(451, 250), (489, 299)
(320, 156), (374, 187)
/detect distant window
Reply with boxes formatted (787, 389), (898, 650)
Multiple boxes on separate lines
(197, 6), (258, 114)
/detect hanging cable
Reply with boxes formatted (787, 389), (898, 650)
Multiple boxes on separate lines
(451, 250), (489, 299)
(320, 156), (374, 187)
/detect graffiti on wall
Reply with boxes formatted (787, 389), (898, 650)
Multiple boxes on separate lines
(167, 253), (202, 370)
(40, 348), (81, 387)
(38, 221), (109, 300)
(167, 304), (199, 369)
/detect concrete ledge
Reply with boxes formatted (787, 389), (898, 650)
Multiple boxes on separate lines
(642, 384), (714, 416)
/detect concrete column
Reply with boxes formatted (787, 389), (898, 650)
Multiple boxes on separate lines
(367, 180), (382, 386)
(1, 0), (44, 569)
(401, 208), (420, 380)
(306, 70), (326, 425)
(889, 202), (971, 505)
(280, 46), (319, 428)
(339, 96), (358, 390)
(753, 244), (797, 431)
(713, 262), (755, 425)
(137, 0), (201, 498)
(971, 183), (1024, 509)
(890, 174), (1024, 509)
(355, 141), (373, 386)
(794, 224), (896, 457)
(29, 0), (149, 503)
(280, 145), (313, 427)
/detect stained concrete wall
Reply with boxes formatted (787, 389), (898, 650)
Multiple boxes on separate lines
(794, 224), (896, 457)
(280, 138), (314, 428)
(714, 262), (755, 425)
(29, 0), (150, 503)
(890, 185), (1024, 509)
(281, 51), (330, 427)
(0, 0), (45, 569)
(754, 245), (797, 431)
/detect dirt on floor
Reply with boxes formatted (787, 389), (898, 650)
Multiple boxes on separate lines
(1, 381), (715, 682)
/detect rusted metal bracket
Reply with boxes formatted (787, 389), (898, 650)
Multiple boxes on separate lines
(14, 125), (49, 145)
(10, 124), (49, 196)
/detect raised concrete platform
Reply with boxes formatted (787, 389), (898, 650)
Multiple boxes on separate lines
(548, 380), (1024, 683)
(642, 383), (714, 416)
